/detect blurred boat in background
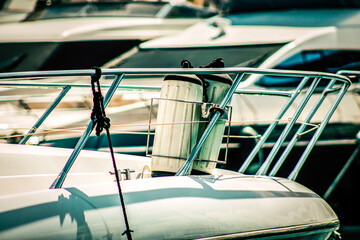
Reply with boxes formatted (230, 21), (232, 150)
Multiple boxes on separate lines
(0, 0), (216, 72)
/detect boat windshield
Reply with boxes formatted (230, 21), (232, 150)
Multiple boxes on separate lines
(109, 43), (285, 69)
(24, 1), (216, 20)
(256, 50), (360, 87)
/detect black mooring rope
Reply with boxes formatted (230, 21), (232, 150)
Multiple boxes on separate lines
(90, 67), (133, 240)
(90, 67), (110, 136)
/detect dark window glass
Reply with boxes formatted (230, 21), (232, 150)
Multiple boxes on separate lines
(167, 6), (214, 18)
(256, 50), (360, 87)
(0, 40), (141, 72)
(110, 44), (285, 69)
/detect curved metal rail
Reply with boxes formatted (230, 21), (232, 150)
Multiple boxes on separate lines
(0, 67), (352, 187)
(321, 70), (360, 199)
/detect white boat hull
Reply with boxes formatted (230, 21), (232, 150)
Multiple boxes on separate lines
(0, 143), (151, 196)
(0, 175), (339, 239)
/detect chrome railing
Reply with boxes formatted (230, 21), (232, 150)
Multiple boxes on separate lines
(0, 67), (352, 187)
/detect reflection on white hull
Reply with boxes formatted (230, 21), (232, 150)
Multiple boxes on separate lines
(0, 66), (350, 239)
(0, 174), (339, 240)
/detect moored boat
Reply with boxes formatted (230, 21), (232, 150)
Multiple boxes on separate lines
(0, 174), (339, 240)
(0, 66), (350, 239)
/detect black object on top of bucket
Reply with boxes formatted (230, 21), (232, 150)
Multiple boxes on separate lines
(163, 59), (203, 85)
(199, 58), (233, 86)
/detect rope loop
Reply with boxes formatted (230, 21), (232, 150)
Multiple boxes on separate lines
(90, 66), (110, 136)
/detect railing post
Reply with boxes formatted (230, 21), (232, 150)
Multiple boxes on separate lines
(269, 79), (336, 176)
(256, 77), (321, 176)
(50, 73), (124, 189)
(238, 77), (311, 173)
(19, 86), (71, 145)
(288, 83), (350, 181)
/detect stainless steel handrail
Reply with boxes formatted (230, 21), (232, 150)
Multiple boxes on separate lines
(0, 67), (352, 83)
(50, 73), (125, 189)
(0, 67), (352, 186)
(0, 82), (292, 96)
(269, 80), (337, 176)
(19, 86), (72, 145)
(238, 77), (311, 173)
(288, 82), (350, 180)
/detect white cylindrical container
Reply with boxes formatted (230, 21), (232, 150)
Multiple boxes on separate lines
(193, 74), (233, 174)
(151, 75), (203, 176)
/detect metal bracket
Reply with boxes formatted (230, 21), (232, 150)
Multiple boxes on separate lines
(201, 103), (216, 118)
(109, 168), (135, 180)
(201, 103), (229, 119)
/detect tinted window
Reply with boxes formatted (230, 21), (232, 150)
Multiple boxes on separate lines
(110, 44), (285, 69)
(167, 6), (215, 18)
(0, 40), (141, 72)
(256, 50), (360, 87)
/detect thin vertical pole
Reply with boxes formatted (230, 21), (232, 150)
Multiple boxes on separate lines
(256, 78), (320, 175)
(323, 139), (359, 200)
(269, 80), (336, 176)
(50, 74), (124, 189)
(19, 86), (71, 144)
(238, 77), (310, 173)
(288, 84), (350, 181)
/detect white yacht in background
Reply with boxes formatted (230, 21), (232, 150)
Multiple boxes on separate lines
(0, 0), (37, 23)
(0, 0), (216, 72)
(101, 9), (360, 156)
